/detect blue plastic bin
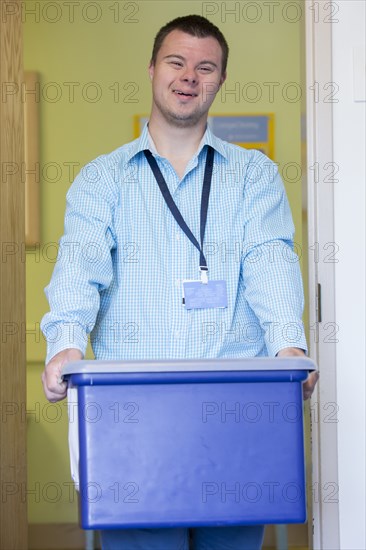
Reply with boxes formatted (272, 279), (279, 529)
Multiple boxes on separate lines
(62, 357), (316, 530)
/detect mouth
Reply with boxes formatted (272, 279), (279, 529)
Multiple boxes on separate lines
(173, 89), (198, 98)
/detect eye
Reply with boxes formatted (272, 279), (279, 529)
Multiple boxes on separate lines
(170, 61), (183, 68)
(198, 66), (213, 73)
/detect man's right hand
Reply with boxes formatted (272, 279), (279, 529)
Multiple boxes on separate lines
(42, 348), (83, 402)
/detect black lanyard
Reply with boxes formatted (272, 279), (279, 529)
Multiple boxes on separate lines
(143, 146), (215, 281)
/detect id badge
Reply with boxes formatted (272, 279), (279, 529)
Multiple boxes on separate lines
(182, 280), (228, 310)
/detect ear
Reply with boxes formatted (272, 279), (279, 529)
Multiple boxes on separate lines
(219, 71), (227, 88)
(148, 62), (155, 81)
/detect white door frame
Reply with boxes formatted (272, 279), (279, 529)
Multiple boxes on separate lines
(304, 2), (340, 549)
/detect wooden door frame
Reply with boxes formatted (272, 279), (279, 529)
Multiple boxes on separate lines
(0, 0), (28, 547)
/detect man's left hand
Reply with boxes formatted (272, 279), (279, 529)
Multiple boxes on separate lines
(277, 347), (319, 400)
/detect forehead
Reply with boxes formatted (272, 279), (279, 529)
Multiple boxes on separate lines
(157, 29), (223, 64)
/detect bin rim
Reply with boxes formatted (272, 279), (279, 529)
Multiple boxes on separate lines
(62, 357), (317, 377)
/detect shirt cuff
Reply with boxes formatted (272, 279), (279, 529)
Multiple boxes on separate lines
(43, 321), (88, 364)
(263, 320), (308, 357)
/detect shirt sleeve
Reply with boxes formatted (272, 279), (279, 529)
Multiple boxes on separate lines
(40, 158), (118, 364)
(241, 151), (308, 356)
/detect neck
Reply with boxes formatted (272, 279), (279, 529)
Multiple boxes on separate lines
(148, 115), (207, 161)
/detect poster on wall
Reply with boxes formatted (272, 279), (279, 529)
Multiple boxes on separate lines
(134, 113), (275, 159)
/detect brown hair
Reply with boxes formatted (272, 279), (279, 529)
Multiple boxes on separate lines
(151, 15), (229, 75)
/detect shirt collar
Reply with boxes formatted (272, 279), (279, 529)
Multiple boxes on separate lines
(125, 121), (228, 163)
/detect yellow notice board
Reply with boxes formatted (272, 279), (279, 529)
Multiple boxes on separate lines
(134, 114), (275, 160)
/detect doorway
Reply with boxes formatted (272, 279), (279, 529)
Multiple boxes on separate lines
(3, 1), (342, 548)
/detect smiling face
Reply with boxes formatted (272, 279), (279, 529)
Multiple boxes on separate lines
(148, 30), (226, 129)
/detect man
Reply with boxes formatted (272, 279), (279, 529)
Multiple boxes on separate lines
(41, 14), (318, 550)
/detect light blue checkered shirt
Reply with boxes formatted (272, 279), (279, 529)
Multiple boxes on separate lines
(41, 123), (307, 364)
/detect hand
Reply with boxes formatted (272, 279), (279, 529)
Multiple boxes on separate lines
(276, 347), (319, 400)
(42, 348), (83, 402)
(302, 370), (319, 400)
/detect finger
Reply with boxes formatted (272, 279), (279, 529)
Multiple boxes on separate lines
(41, 380), (67, 402)
(303, 371), (319, 400)
(44, 368), (66, 392)
(45, 391), (67, 403)
(41, 379), (67, 402)
(42, 368), (68, 398)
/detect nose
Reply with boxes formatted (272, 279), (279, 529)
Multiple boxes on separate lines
(180, 68), (197, 85)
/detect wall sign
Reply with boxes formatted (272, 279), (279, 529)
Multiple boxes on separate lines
(134, 113), (274, 159)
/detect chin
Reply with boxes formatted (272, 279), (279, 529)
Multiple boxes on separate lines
(171, 117), (199, 128)
(166, 110), (205, 128)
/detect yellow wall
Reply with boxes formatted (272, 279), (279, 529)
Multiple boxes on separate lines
(24, 0), (304, 523)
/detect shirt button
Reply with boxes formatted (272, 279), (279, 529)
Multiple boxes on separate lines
(175, 279), (180, 287)
(174, 330), (180, 339)
(176, 232), (180, 241)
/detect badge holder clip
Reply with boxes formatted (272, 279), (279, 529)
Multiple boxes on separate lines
(199, 266), (209, 285)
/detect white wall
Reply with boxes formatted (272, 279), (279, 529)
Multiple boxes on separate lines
(332, 2), (366, 549)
